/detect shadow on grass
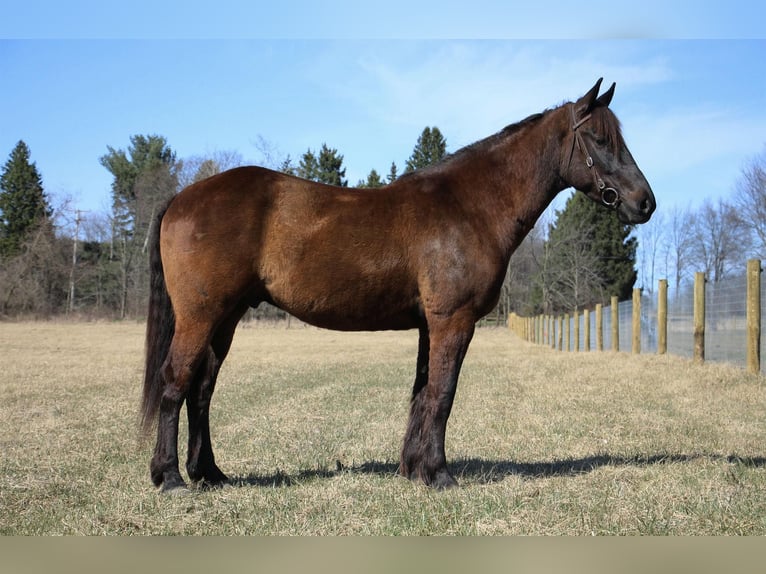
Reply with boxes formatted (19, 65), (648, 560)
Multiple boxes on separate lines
(227, 453), (766, 488)
(451, 453), (766, 484)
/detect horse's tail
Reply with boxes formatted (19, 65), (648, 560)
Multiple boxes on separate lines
(140, 200), (175, 438)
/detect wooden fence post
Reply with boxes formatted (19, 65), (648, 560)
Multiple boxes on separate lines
(550, 315), (556, 349)
(573, 309), (579, 352)
(632, 288), (641, 354)
(564, 313), (570, 351)
(557, 315), (563, 351)
(694, 272), (705, 363)
(747, 259), (761, 374)
(658, 279), (667, 355)
(611, 295), (619, 352)
(595, 303), (603, 351)
(584, 309), (591, 351)
(548, 314), (554, 348)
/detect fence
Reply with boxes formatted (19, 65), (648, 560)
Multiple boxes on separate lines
(509, 259), (763, 374)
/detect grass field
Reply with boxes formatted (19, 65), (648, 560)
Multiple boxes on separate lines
(1, 321), (765, 535)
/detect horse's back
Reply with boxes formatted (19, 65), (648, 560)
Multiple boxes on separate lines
(160, 166), (426, 330)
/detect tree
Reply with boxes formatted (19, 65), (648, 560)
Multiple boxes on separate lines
(635, 210), (665, 294)
(317, 144), (347, 186)
(405, 127), (447, 173)
(387, 161), (399, 183)
(0, 141), (52, 258)
(297, 149), (319, 181)
(357, 169), (384, 188)
(662, 205), (696, 298)
(690, 197), (748, 283)
(176, 150), (244, 189)
(279, 156), (297, 176)
(539, 192), (637, 313)
(99, 135), (178, 317)
(297, 144), (347, 186)
(733, 145), (766, 258)
(502, 224), (545, 317)
(0, 218), (68, 316)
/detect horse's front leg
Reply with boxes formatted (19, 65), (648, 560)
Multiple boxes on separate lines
(400, 313), (475, 489)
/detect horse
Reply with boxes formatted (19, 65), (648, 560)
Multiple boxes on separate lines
(141, 78), (656, 492)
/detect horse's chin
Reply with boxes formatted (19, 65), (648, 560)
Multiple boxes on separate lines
(617, 204), (652, 225)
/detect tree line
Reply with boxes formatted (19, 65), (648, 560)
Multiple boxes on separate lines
(1, 128), (763, 321)
(0, 127), (450, 319)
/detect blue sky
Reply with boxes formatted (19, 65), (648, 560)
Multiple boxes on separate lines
(1, 5), (765, 223)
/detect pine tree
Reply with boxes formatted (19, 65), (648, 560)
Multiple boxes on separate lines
(99, 135), (178, 317)
(387, 161), (398, 183)
(279, 155), (297, 176)
(357, 169), (384, 188)
(317, 144), (347, 186)
(0, 141), (52, 257)
(539, 192), (637, 313)
(405, 127), (447, 173)
(297, 144), (347, 186)
(297, 149), (319, 181)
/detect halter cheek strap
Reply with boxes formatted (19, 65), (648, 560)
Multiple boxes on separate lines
(567, 104), (621, 209)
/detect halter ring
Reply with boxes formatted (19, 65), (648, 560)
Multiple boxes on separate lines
(601, 187), (619, 207)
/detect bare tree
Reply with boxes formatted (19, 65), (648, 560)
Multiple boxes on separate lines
(501, 224), (544, 316)
(733, 145), (766, 259)
(690, 197), (749, 283)
(536, 212), (604, 313)
(635, 210), (665, 294)
(0, 219), (68, 316)
(661, 205), (696, 298)
(177, 150), (244, 190)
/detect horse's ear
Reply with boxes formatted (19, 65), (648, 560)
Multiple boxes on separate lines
(595, 82), (616, 108)
(575, 78), (603, 115)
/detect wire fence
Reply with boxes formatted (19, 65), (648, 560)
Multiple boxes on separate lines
(509, 260), (763, 374)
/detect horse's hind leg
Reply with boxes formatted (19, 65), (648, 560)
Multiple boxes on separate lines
(185, 305), (247, 487)
(150, 323), (210, 493)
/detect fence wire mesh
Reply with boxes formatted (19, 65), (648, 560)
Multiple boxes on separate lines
(534, 262), (761, 372)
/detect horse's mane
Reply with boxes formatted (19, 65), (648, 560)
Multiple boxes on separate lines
(397, 111), (547, 181)
(395, 100), (624, 183)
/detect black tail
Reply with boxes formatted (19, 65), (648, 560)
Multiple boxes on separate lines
(140, 201), (175, 438)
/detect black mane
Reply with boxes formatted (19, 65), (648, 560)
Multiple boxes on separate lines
(397, 111), (547, 180)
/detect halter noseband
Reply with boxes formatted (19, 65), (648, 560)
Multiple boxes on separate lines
(568, 104), (621, 209)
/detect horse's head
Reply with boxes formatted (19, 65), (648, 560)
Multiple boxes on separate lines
(563, 78), (656, 224)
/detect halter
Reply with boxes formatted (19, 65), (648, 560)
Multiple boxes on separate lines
(567, 104), (621, 209)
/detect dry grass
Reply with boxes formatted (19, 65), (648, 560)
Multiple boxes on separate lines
(1, 321), (764, 535)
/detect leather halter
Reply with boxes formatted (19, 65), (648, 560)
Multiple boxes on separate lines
(568, 104), (621, 209)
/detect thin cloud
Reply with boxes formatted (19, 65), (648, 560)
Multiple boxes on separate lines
(337, 42), (673, 149)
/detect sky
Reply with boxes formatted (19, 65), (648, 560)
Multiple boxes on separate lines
(1, 3), (765, 228)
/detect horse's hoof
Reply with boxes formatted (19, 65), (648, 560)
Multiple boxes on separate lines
(199, 479), (231, 491)
(161, 485), (190, 496)
(431, 469), (459, 490)
(159, 480), (190, 496)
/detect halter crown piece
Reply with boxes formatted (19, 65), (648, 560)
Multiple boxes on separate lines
(568, 104), (621, 209)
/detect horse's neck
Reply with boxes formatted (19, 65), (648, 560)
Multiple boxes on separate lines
(450, 107), (569, 258)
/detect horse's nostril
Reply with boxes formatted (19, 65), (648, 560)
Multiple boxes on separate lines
(639, 198), (652, 213)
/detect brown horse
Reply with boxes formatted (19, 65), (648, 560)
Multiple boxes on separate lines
(141, 78), (655, 492)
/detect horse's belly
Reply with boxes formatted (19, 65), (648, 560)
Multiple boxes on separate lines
(264, 269), (422, 332)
